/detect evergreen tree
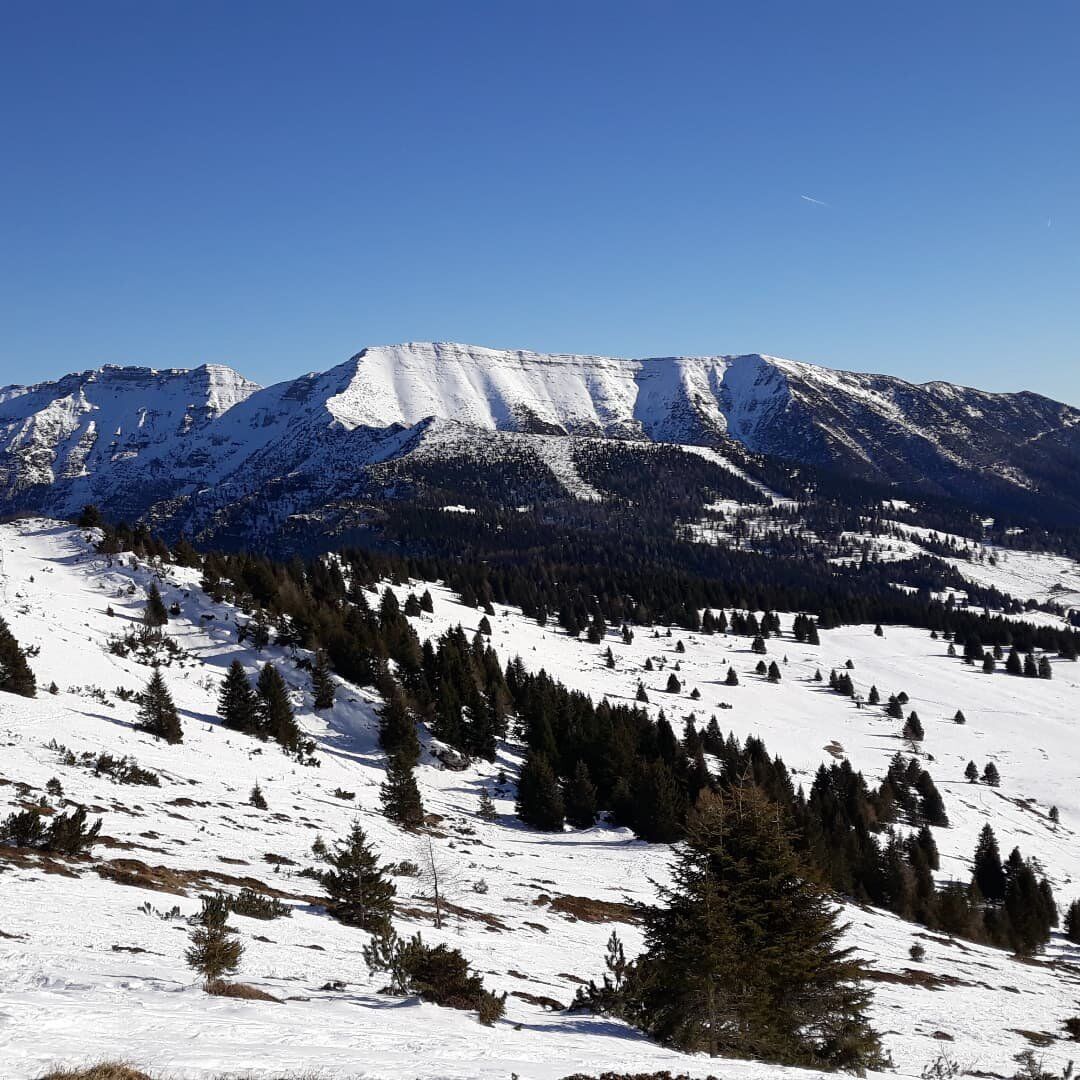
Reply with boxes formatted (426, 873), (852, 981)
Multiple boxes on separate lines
(77, 503), (103, 529)
(1064, 899), (1080, 944)
(311, 650), (335, 710)
(902, 711), (924, 741)
(563, 761), (599, 829)
(255, 663), (299, 749)
(0, 616), (36, 698)
(218, 659), (258, 733)
(1037, 656), (1053, 679)
(380, 754), (425, 827)
(724, 666), (739, 686)
(138, 667), (183, 744)
(636, 680), (649, 703)
(982, 654), (995, 674)
(186, 893), (243, 989)
(1005, 648), (1023, 675)
(914, 824), (940, 871)
(321, 822), (396, 931)
(515, 752), (565, 831)
(631, 785), (885, 1070)
(248, 782), (268, 809)
(767, 660), (781, 683)
(867, 685), (879, 706)
(378, 680), (420, 766)
(1004, 858), (1053, 955)
(982, 761), (1000, 787)
(964, 760), (979, 783)
(477, 789), (498, 821)
(666, 672), (681, 694)
(604, 646), (615, 669)
(973, 824), (1006, 902)
(954, 709), (966, 724)
(144, 583), (169, 629)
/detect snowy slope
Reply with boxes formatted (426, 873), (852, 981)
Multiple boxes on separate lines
(2, 520), (1080, 1079)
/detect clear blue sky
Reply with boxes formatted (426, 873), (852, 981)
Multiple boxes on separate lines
(2, 2), (1078, 403)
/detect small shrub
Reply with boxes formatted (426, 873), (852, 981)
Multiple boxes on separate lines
(909, 943), (926, 962)
(227, 887), (291, 921)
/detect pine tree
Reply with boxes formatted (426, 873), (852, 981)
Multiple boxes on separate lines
(954, 709), (966, 724)
(724, 666), (739, 686)
(1004, 858), (1053, 955)
(982, 654), (995, 674)
(380, 754), (425, 827)
(144, 583), (169, 629)
(767, 660), (781, 683)
(1037, 656), (1052, 679)
(973, 824), (1006, 902)
(186, 893), (243, 989)
(868, 685), (879, 706)
(666, 672), (681, 694)
(77, 504), (103, 529)
(321, 822), (396, 931)
(378, 681), (420, 766)
(632, 785), (885, 1070)
(1064, 899), (1080, 944)
(604, 646), (615, 669)
(636, 681), (650, 703)
(0, 616), (36, 698)
(218, 659), (258, 733)
(982, 761), (1000, 787)
(964, 760), (979, 782)
(515, 752), (565, 831)
(477, 789), (498, 822)
(311, 650), (335, 711)
(903, 711), (924, 741)
(255, 663), (299, 749)
(138, 667), (183, 744)
(1005, 648), (1023, 675)
(751, 635), (767, 654)
(563, 761), (599, 829)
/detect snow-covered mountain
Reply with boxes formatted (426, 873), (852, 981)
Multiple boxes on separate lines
(3, 343), (1079, 540)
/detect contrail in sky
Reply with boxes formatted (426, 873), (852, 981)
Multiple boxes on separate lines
(801, 194), (829, 207)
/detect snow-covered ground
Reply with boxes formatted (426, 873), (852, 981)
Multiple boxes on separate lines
(1, 519), (1079, 1079)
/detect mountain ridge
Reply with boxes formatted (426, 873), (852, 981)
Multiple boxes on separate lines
(3, 342), (1079, 540)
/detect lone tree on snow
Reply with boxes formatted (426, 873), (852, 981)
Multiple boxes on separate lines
(138, 666), (183, 744)
(186, 893), (243, 990)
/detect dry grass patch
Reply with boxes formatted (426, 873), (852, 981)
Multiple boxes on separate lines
(36, 1064), (153, 1080)
(863, 966), (972, 990)
(546, 894), (640, 924)
(207, 979), (283, 1003)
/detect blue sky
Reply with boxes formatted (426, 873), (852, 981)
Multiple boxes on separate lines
(2, 2), (1078, 402)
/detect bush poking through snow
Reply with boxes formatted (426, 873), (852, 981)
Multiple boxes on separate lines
(226, 887), (291, 921)
(363, 925), (506, 1025)
(185, 893), (242, 989)
(2, 805), (102, 855)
